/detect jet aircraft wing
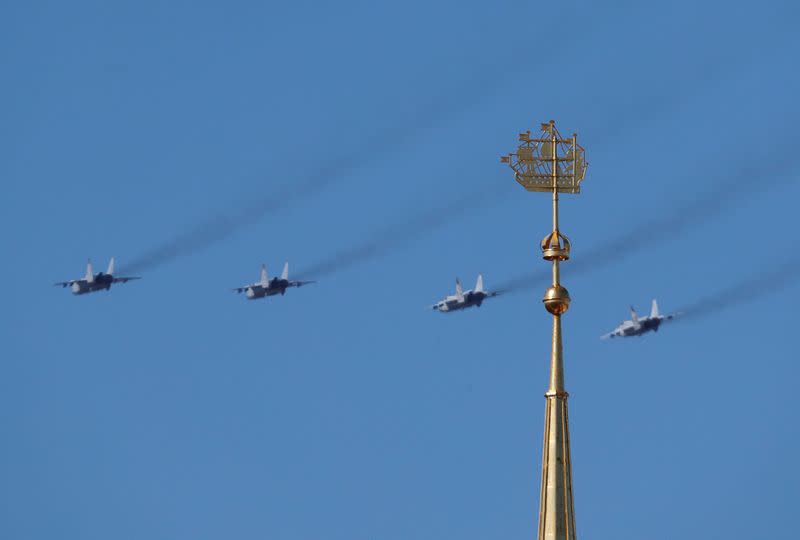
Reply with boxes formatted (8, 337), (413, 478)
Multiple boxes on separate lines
(289, 280), (316, 287)
(600, 327), (623, 340)
(112, 276), (141, 284)
(54, 280), (78, 288)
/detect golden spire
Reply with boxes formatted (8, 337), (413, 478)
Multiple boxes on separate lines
(502, 120), (587, 540)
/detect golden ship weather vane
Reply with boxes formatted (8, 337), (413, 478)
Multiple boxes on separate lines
(501, 120), (587, 540)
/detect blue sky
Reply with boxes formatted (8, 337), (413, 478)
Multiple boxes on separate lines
(2, 1), (799, 538)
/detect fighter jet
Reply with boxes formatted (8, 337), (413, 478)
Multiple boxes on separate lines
(601, 299), (680, 339)
(432, 274), (499, 312)
(55, 258), (140, 295)
(233, 262), (315, 300)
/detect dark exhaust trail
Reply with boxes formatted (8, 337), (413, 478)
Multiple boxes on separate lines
(293, 63), (788, 282)
(121, 151), (373, 275)
(119, 3), (658, 276)
(121, 7), (789, 276)
(676, 256), (800, 320)
(496, 141), (798, 295)
(297, 182), (507, 279)
(120, 57), (530, 275)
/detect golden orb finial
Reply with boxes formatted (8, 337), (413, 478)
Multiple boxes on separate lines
(543, 285), (571, 315)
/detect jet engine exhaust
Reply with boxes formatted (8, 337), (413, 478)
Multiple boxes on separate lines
(676, 257), (800, 321)
(495, 141), (798, 295)
(297, 183), (507, 280)
(117, 1), (724, 277)
(120, 17), (791, 278)
(119, 60), (523, 276)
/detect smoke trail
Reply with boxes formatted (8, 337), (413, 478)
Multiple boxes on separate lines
(298, 118), (796, 285)
(676, 256), (800, 320)
(292, 61), (788, 282)
(496, 139), (799, 295)
(120, 2), (654, 276)
(121, 152), (371, 274)
(121, 3), (788, 276)
(297, 182), (508, 279)
(119, 50), (531, 275)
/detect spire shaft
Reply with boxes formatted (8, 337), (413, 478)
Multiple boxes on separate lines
(537, 202), (577, 540)
(547, 311), (565, 396)
(538, 388), (576, 539)
(501, 120), (586, 540)
(539, 119), (576, 539)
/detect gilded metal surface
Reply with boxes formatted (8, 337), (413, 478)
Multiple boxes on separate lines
(500, 120), (587, 194)
(502, 120), (586, 540)
(541, 231), (571, 261)
(543, 285), (570, 315)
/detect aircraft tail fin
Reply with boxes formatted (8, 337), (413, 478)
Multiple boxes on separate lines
(630, 305), (639, 324)
(85, 259), (94, 283)
(260, 264), (269, 286)
(650, 299), (659, 318)
(106, 257), (115, 276)
(475, 273), (484, 293)
(281, 262), (289, 281)
(455, 278), (465, 302)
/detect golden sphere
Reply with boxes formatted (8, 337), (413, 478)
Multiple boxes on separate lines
(543, 285), (571, 315)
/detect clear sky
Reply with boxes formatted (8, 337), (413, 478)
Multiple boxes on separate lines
(2, 1), (799, 538)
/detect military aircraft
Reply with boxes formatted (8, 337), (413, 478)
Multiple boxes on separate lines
(432, 274), (499, 312)
(233, 262), (315, 300)
(601, 299), (680, 339)
(55, 258), (140, 295)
